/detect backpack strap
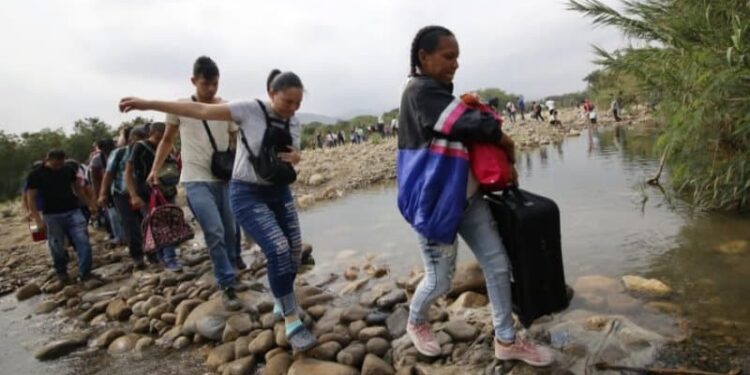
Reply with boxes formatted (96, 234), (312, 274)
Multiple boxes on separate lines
(238, 128), (257, 163)
(255, 99), (290, 132)
(192, 96), (220, 153)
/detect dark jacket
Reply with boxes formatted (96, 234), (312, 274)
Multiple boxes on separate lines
(396, 76), (502, 243)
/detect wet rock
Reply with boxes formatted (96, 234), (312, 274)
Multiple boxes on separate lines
(274, 322), (289, 348)
(91, 328), (125, 349)
(449, 261), (485, 297)
(341, 305), (370, 323)
(621, 275), (672, 297)
(135, 337), (154, 352)
(362, 353), (396, 375)
(161, 312), (177, 325)
(309, 341), (343, 361)
(584, 316), (610, 331)
(175, 298), (203, 326)
(108, 334), (139, 355)
(288, 358), (359, 375)
(33, 300), (59, 315)
(173, 336), (191, 350)
(376, 289), (407, 309)
(16, 282), (41, 301)
(359, 326), (389, 342)
(222, 355), (256, 375)
(147, 304), (168, 319)
(714, 240), (749, 255)
(206, 342), (236, 369)
(366, 337), (390, 357)
(386, 307), (408, 338)
(344, 266), (359, 281)
(366, 310), (390, 325)
(248, 329), (275, 354)
(265, 351), (292, 375)
(312, 308), (343, 336)
(182, 291), (267, 340)
(260, 313), (276, 329)
(337, 342), (366, 367)
(349, 320), (368, 338)
(34, 332), (89, 360)
(234, 336), (251, 359)
(106, 298), (132, 321)
(449, 291), (488, 310)
(308, 305), (327, 320)
(342, 278), (370, 295)
(41, 280), (64, 294)
(645, 301), (683, 315)
(606, 293), (640, 312)
(573, 275), (622, 294)
(133, 317), (151, 334)
(319, 332), (352, 347)
(442, 320), (478, 342)
(300, 293), (335, 308)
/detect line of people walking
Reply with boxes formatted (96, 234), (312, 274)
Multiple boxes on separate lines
(25, 25), (557, 365)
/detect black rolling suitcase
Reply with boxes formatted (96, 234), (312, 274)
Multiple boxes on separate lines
(484, 188), (570, 327)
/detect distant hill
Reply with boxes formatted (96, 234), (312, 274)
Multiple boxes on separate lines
(297, 112), (340, 125)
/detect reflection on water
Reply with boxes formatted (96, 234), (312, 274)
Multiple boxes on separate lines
(300, 125), (750, 356)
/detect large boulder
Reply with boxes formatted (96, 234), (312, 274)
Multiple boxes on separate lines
(362, 353), (395, 375)
(34, 332), (90, 361)
(182, 291), (269, 340)
(449, 261), (486, 297)
(621, 276), (672, 298)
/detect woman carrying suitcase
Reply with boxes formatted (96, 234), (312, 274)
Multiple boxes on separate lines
(118, 69), (317, 352)
(397, 25), (554, 366)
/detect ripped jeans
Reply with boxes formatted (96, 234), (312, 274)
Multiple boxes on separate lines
(229, 181), (302, 316)
(409, 194), (516, 342)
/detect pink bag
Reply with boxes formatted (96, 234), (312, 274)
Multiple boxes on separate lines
(460, 94), (512, 191)
(142, 189), (194, 253)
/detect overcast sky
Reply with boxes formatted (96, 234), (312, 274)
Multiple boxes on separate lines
(0, 0), (626, 134)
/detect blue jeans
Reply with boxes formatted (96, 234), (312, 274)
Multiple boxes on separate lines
(43, 209), (93, 277)
(409, 194), (516, 342)
(185, 181), (238, 289)
(107, 205), (124, 242)
(229, 181), (302, 315)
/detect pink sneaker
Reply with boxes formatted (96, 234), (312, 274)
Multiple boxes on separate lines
(406, 322), (441, 357)
(494, 335), (554, 367)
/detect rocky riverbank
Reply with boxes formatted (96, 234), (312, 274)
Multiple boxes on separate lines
(3, 229), (694, 375)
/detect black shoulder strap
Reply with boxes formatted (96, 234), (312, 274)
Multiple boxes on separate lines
(255, 99), (290, 132)
(192, 96), (219, 153)
(238, 128), (256, 162)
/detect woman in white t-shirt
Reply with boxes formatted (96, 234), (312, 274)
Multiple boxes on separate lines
(118, 69), (317, 352)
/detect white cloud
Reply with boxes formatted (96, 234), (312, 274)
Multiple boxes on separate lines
(0, 0), (626, 134)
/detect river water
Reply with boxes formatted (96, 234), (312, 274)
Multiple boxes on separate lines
(2, 125), (748, 373)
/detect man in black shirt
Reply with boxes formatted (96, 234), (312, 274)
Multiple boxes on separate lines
(27, 149), (96, 283)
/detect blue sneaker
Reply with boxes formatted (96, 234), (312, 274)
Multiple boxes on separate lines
(164, 258), (183, 272)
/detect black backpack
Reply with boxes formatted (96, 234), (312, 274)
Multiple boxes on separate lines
(192, 96), (235, 181)
(238, 100), (297, 185)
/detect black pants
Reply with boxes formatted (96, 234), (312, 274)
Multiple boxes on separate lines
(112, 193), (144, 261)
(613, 109), (622, 122)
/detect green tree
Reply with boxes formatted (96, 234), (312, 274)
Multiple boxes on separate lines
(569, 0), (750, 211)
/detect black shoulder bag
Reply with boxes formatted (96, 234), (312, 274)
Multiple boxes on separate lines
(192, 96), (236, 181)
(238, 100), (297, 185)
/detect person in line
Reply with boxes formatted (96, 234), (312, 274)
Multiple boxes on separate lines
(90, 138), (122, 245)
(27, 150), (97, 283)
(147, 56), (248, 296)
(99, 125), (149, 269)
(124, 122), (182, 271)
(118, 69), (317, 351)
(506, 101), (517, 123)
(517, 96), (526, 120)
(397, 25), (554, 366)
(532, 101), (545, 122)
(610, 95), (622, 122)
(545, 98), (558, 125)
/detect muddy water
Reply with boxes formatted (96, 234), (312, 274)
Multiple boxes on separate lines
(300, 126), (750, 365)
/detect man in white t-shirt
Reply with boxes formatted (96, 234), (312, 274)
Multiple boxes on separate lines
(545, 99), (558, 124)
(148, 56), (247, 309)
